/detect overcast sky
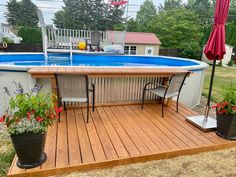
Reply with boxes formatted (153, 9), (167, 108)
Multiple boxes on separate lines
(0, 0), (187, 25)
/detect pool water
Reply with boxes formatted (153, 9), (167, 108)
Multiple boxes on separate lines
(0, 53), (200, 67)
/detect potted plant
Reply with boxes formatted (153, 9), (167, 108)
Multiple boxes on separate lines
(0, 81), (63, 169)
(212, 87), (236, 140)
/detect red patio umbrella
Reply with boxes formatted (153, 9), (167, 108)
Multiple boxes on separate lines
(186, 0), (230, 131)
(204, 0), (230, 122)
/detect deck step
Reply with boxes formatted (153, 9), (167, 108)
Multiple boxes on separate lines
(48, 56), (70, 61)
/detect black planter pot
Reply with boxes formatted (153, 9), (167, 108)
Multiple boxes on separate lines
(11, 133), (47, 169)
(216, 113), (236, 140)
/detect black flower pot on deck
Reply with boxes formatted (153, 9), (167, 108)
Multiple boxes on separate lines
(216, 113), (236, 140)
(11, 133), (47, 169)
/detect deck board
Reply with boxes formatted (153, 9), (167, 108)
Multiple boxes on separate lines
(8, 104), (236, 177)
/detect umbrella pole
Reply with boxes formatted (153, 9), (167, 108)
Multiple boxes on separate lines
(203, 59), (217, 123)
(186, 59), (217, 132)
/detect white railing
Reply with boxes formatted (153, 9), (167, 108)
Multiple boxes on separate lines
(46, 28), (106, 49)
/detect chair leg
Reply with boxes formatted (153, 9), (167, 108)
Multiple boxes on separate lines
(92, 85), (95, 112)
(87, 100), (89, 123)
(141, 88), (146, 109)
(177, 95), (180, 113)
(162, 98), (164, 118)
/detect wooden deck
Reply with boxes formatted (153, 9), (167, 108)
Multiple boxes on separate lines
(8, 103), (236, 177)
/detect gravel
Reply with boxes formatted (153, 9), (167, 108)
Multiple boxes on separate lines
(192, 96), (216, 118)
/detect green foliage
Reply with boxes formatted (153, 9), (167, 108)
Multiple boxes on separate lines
(127, 18), (139, 32)
(0, 82), (62, 136)
(18, 26), (42, 45)
(228, 58), (234, 66)
(186, 0), (212, 25)
(2, 37), (14, 44)
(150, 8), (200, 47)
(213, 86), (236, 115)
(53, 10), (65, 29)
(136, 0), (157, 32)
(5, 0), (39, 27)
(159, 0), (183, 12)
(201, 23), (236, 49)
(53, 0), (125, 30)
(179, 40), (202, 60)
(228, 0), (236, 24)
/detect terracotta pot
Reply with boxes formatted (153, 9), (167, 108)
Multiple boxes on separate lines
(11, 133), (47, 169)
(216, 113), (236, 140)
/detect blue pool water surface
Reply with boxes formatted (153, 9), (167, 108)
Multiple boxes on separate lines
(0, 53), (199, 67)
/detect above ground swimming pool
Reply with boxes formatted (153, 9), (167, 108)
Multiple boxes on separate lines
(0, 53), (208, 112)
(0, 53), (207, 70)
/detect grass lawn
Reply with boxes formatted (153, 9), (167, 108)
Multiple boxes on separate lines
(0, 138), (14, 177)
(203, 66), (236, 102)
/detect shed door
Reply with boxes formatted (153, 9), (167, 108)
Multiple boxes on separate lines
(145, 46), (154, 55)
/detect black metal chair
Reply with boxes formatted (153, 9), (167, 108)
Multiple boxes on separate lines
(86, 31), (101, 50)
(141, 72), (189, 118)
(55, 74), (95, 123)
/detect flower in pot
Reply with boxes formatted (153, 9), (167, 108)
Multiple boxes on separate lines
(0, 81), (63, 169)
(212, 87), (236, 140)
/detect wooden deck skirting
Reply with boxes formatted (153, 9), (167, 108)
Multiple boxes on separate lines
(8, 103), (236, 177)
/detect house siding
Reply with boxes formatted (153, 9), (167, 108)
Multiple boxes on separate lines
(126, 44), (160, 56)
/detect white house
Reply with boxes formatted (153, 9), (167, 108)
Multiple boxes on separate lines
(0, 23), (22, 43)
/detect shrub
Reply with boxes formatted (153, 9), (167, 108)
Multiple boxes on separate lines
(179, 40), (202, 60)
(228, 58), (234, 66)
(18, 26), (42, 45)
(2, 37), (14, 44)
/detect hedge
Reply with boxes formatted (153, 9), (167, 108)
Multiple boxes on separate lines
(18, 26), (42, 45)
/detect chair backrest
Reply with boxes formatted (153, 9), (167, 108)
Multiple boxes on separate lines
(165, 73), (189, 97)
(55, 74), (88, 99)
(90, 31), (101, 45)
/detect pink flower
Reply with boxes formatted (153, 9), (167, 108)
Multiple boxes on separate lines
(55, 107), (63, 114)
(49, 114), (54, 119)
(36, 116), (43, 122)
(31, 110), (36, 114)
(27, 112), (31, 117)
(218, 109), (227, 115)
(232, 106), (236, 111)
(0, 116), (5, 123)
(212, 105), (217, 109)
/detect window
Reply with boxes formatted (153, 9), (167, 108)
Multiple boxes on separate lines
(130, 46), (136, 55)
(124, 46), (129, 54)
(124, 45), (136, 55)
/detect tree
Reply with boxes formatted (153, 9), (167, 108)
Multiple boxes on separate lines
(127, 18), (139, 32)
(53, 0), (125, 30)
(158, 0), (183, 12)
(5, 0), (20, 26)
(150, 8), (202, 59)
(53, 10), (65, 29)
(5, 0), (39, 27)
(18, 26), (42, 44)
(228, 1), (236, 24)
(186, 0), (212, 25)
(136, 0), (157, 32)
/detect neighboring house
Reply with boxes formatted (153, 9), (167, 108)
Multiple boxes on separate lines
(202, 44), (233, 67)
(0, 23), (22, 43)
(124, 32), (161, 56)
